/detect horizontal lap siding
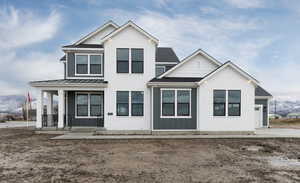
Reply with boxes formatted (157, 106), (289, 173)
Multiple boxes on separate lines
(153, 88), (197, 130)
(67, 91), (103, 127)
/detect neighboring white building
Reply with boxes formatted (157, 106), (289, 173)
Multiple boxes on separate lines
(30, 20), (272, 133)
(269, 113), (282, 119)
(287, 113), (300, 119)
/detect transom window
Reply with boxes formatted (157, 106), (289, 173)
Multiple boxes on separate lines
(116, 91), (144, 116)
(161, 89), (191, 118)
(116, 48), (144, 73)
(76, 93), (103, 118)
(75, 54), (103, 75)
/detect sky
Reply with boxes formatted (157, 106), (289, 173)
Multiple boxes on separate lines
(0, 0), (300, 100)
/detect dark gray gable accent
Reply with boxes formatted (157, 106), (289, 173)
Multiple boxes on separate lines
(153, 88), (197, 129)
(156, 47), (179, 63)
(255, 86), (272, 97)
(149, 77), (203, 82)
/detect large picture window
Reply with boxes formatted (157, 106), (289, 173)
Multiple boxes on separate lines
(76, 93), (103, 118)
(75, 54), (103, 75)
(131, 49), (144, 73)
(228, 90), (241, 116)
(213, 90), (226, 116)
(161, 89), (191, 117)
(131, 91), (144, 116)
(117, 48), (129, 73)
(117, 91), (129, 116)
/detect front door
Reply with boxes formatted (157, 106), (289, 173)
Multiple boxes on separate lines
(255, 105), (263, 128)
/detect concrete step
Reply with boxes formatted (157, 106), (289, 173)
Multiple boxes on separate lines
(71, 127), (105, 133)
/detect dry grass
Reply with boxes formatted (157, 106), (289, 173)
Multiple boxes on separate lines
(270, 118), (300, 129)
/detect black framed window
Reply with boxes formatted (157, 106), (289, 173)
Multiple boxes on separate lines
(90, 55), (102, 74)
(76, 55), (88, 74)
(90, 94), (103, 116)
(177, 90), (190, 116)
(131, 48), (144, 73)
(117, 48), (129, 73)
(228, 90), (241, 116)
(117, 91), (129, 116)
(155, 66), (165, 76)
(162, 90), (175, 116)
(213, 90), (226, 116)
(76, 94), (88, 116)
(131, 91), (144, 116)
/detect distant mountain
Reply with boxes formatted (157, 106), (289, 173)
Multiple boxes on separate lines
(0, 95), (26, 114)
(269, 100), (300, 117)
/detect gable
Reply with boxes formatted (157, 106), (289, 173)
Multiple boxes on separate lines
(167, 54), (219, 78)
(82, 24), (117, 44)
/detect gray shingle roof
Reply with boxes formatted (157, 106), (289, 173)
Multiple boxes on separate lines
(62, 44), (103, 48)
(60, 55), (66, 61)
(156, 47), (179, 63)
(255, 86), (272, 97)
(149, 77), (203, 82)
(30, 79), (108, 86)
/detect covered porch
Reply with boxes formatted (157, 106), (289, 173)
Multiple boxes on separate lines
(30, 79), (108, 130)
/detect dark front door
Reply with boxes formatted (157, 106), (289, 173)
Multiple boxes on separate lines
(68, 91), (104, 127)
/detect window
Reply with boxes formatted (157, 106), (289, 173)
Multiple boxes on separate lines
(76, 94), (88, 116)
(76, 93), (103, 118)
(131, 91), (144, 116)
(162, 90), (175, 116)
(177, 90), (190, 116)
(131, 49), (144, 73)
(76, 55), (88, 74)
(155, 66), (165, 76)
(90, 94), (103, 116)
(117, 48), (129, 73)
(117, 91), (129, 116)
(75, 54), (103, 75)
(90, 55), (102, 74)
(228, 90), (241, 116)
(161, 89), (191, 117)
(213, 90), (226, 116)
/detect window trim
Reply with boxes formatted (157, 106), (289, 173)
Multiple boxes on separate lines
(160, 88), (192, 118)
(116, 91), (129, 116)
(213, 90), (226, 117)
(75, 92), (103, 118)
(116, 48), (129, 73)
(131, 48), (144, 74)
(116, 48), (144, 74)
(75, 53), (103, 76)
(228, 90), (241, 116)
(131, 91), (144, 116)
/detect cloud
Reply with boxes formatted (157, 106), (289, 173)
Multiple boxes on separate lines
(224, 0), (264, 9)
(0, 6), (62, 96)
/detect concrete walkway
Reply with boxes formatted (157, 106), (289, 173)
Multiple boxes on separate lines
(0, 121), (35, 128)
(51, 128), (300, 140)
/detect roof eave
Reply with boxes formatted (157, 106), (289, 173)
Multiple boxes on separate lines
(147, 82), (198, 87)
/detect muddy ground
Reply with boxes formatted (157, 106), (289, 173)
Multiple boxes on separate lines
(1, 128), (300, 182)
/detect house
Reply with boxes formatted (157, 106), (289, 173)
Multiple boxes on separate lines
(269, 113), (282, 119)
(30, 20), (272, 133)
(287, 112), (300, 119)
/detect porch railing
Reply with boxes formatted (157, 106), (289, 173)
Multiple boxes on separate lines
(42, 114), (58, 127)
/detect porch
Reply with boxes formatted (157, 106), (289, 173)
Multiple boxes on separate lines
(30, 79), (108, 130)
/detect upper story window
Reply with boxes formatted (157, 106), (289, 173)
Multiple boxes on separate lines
(155, 66), (165, 76)
(75, 54), (103, 76)
(116, 48), (144, 73)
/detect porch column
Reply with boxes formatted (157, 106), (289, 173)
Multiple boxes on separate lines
(36, 90), (44, 128)
(58, 89), (65, 128)
(47, 92), (53, 126)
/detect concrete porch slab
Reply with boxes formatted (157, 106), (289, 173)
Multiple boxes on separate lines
(51, 128), (300, 140)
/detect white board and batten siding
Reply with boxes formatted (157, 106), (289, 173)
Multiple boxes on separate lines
(81, 25), (117, 44)
(198, 66), (256, 132)
(167, 54), (219, 78)
(103, 26), (156, 130)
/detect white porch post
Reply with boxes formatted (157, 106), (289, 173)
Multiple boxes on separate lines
(47, 92), (53, 126)
(36, 90), (44, 128)
(58, 89), (65, 128)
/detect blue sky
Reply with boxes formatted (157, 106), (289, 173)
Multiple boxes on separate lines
(1, 0), (300, 100)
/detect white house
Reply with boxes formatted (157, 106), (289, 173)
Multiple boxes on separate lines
(30, 20), (272, 134)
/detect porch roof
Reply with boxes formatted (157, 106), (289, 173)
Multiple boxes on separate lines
(30, 79), (108, 87)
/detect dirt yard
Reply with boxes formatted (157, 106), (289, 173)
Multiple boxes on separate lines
(270, 118), (300, 129)
(1, 128), (300, 182)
